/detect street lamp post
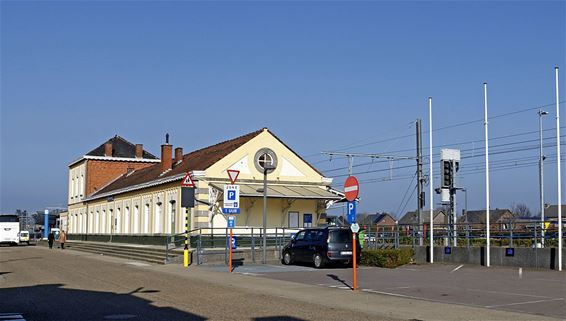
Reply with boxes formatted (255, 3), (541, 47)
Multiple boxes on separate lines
(261, 162), (276, 264)
(539, 109), (548, 246)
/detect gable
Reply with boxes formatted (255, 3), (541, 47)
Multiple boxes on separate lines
(206, 129), (327, 183)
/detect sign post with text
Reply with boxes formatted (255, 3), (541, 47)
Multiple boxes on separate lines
(223, 170), (240, 272)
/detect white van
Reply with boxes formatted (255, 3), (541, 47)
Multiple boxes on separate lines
(18, 231), (30, 245)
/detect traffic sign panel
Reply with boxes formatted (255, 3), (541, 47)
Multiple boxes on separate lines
(181, 172), (195, 187)
(347, 201), (356, 223)
(223, 185), (240, 214)
(227, 169), (240, 185)
(227, 215), (235, 228)
(344, 176), (359, 202)
(350, 223), (360, 233)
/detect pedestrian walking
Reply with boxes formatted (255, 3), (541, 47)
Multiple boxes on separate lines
(59, 230), (67, 250)
(48, 232), (54, 249)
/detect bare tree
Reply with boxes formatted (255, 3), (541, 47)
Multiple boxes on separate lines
(510, 203), (532, 217)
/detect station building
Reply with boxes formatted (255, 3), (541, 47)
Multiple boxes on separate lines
(63, 128), (342, 242)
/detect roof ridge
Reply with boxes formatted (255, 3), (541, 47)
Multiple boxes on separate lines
(184, 128), (264, 157)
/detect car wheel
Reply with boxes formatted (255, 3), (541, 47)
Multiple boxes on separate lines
(313, 253), (325, 269)
(282, 251), (293, 265)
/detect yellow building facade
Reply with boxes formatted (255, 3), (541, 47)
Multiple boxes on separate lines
(65, 128), (342, 241)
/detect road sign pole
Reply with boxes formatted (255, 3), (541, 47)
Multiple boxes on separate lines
(229, 228), (233, 272)
(352, 232), (357, 291)
(184, 208), (189, 267)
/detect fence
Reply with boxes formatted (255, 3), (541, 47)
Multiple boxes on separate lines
(165, 227), (300, 264)
(362, 220), (564, 248)
(163, 222), (564, 264)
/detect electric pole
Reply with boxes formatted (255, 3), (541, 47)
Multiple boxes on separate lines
(416, 119), (424, 246)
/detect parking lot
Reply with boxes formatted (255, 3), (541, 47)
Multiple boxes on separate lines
(202, 262), (565, 319)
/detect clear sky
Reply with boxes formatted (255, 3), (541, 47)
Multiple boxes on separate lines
(1, 1), (565, 217)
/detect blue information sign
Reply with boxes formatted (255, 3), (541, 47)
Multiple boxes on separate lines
(347, 201), (357, 223)
(226, 236), (237, 249)
(227, 216), (235, 228)
(222, 208), (241, 214)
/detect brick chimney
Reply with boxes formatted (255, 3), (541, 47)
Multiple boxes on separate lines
(135, 144), (143, 158)
(161, 134), (172, 172)
(104, 142), (113, 157)
(174, 147), (183, 164)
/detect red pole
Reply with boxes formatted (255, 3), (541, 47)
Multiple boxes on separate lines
(352, 232), (357, 290)
(229, 228), (233, 273)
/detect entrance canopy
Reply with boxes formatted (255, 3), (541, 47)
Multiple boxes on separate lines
(210, 183), (342, 200)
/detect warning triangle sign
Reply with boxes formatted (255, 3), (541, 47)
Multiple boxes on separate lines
(181, 172), (195, 187)
(227, 169), (240, 185)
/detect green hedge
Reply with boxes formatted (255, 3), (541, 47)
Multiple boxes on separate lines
(360, 248), (413, 268)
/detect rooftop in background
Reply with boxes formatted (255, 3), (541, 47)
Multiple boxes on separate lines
(86, 135), (157, 159)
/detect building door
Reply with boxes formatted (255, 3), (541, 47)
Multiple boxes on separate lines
(154, 203), (162, 233)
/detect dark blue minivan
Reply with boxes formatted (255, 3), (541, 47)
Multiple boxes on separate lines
(281, 227), (361, 268)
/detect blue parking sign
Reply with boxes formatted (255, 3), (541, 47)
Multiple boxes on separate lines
(347, 201), (356, 223)
(226, 236), (237, 249)
(227, 216), (235, 228)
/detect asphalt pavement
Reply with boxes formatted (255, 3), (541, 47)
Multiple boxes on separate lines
(1, 245), (564, 321)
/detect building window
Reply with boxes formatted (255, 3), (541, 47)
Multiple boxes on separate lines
(154, 202), (162, 234)
(134, 205), (140, 234)
(303, 213), (313, 228)
(144, 204), (150, 233)
(169, 200), (176, 234)
(124, 207), (130, 234)
(288, 211), (299, 228)
(80, 174), (84, 197)
(115, 208), (121, 234)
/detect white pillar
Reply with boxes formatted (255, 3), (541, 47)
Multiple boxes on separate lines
(429, 97), (434, 263)
(555, 67), (562, 271)
(484, 83), (491, 267)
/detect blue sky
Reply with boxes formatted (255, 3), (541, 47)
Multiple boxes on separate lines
(1, 1), (565, 217)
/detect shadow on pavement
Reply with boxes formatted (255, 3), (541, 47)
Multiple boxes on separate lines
(1, 283), (206, 321)
(254, 317), (307, 321)
(326, 273), (353, 290)
(3, 284), (315, 321)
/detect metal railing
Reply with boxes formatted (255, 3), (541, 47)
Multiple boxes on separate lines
(359, 220), (565, 248)
(165, 227), (300, 264)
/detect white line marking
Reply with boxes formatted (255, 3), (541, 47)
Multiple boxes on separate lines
(450, 264), (464, 273)
(239, 272), (261, 276)
(463, 288), (553, 299)
(362, 289), (423, 300)
(485, 298), (564, 308)
(125, 262), (150, 267)
(385, 286), (411, 290)
(518, 267), (522, 279)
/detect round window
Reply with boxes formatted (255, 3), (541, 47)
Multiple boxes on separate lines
(254, 148), (278, 173)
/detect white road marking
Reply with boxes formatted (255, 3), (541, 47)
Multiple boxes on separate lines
(485, 298), (564, 308)
(362, 289), (423, 300)
(125, 262), (150, 267)
(518, 267), (523, 279)
(385, 286), (411, 290)
(464, 288), (553, 299)
(450, 264), (464, 273)
(239, 272), (261, 276)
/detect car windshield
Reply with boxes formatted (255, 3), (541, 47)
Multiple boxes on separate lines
(329, 229), (351, 243)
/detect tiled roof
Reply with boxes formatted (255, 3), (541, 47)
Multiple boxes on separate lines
(460, 209), (513, 223)
(91, 129), (264, 197)
(543, 205), (566, 219)
(86, 135), (157, 159)
(398, 210), (445, 225)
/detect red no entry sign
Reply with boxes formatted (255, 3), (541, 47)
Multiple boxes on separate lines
(344, 176), (359, 202)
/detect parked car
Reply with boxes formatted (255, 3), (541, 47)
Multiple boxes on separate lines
(18, 231), (30, 245)
(281, 227), (361, 268)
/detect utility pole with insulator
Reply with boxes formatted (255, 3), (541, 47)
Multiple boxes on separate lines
(416, 119), (424, 246)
